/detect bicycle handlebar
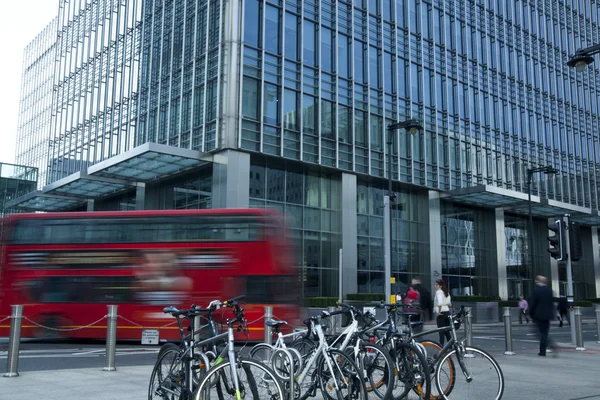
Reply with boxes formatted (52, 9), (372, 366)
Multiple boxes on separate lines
(224, 294), (246, 305)
(321, 309), (346, 318)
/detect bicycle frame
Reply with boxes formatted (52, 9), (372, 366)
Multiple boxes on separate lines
(294, 320), (343, 393)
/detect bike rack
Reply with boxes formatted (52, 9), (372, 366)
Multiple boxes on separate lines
(272, 348), (296, 400)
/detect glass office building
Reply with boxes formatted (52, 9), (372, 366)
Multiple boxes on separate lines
(11, 0), (600, 300)
(16, 18), (58, 189)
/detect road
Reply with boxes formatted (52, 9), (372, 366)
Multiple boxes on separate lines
(3, 323), (600, 400)
(2, 321), (597, 373)
(0, 338), (160, 372)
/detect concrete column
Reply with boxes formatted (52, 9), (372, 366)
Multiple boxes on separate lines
(425, 191), (442, 294)
(494, 209), (508, 300)
(211, 150), (250, 208)
(220, 0), (243, 149)
(340, 173), (357, 296)
(135, 183), (146, 210)
(583, 227), (600, 298)
(86, 199), (94, 211)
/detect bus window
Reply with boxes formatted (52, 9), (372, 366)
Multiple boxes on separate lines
(24, 276), (135, 303)
(245, 275), (300, 305)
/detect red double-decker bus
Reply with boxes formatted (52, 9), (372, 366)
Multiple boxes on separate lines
(0, 208), (299, 341)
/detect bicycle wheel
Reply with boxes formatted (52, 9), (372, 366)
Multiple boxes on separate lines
(317, 349), (368, 400)
(149, 344), (186, 400)
(249, 343), (275, 365)
(270, 347), (303, 380)
(435, 346), (504, 400)
(415, 340), (455, 399)
(390, 341), (431, 400)
(194, 357), (285, 400)
(357, 341), (395, 399)
(290, 336), (316, 362)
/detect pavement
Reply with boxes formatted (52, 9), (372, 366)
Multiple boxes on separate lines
(3, 326), (600, 399)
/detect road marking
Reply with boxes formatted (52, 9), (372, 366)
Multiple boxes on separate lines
(473, 336), (541, 343)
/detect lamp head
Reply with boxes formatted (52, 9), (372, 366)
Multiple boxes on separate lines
(545, 166), (559, 179)
(403, 119), (423, 135)
(567, 53), (595, 71)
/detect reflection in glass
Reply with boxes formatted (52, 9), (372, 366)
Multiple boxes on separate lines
(263, 83), (280, 125)
(285, 13), (298, 60)
(265, 6), (280, 54)
(244, 0), (260, 47)
(242, 77), (260, 120)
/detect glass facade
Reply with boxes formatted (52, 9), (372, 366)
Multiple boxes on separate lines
(135, 0), (222, 151)
(47, 0), (143, 183)
(14, 0), (600, 299)
(248, 157), (342, 297)
(357, 182), (429, 294)
(16, 18), (57, 188)
(240, 0), (600, 206)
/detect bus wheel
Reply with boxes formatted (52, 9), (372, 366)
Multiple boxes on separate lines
(33, 314), (69, 339)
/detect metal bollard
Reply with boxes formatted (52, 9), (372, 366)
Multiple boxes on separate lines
(103, 305), (118, 371)
(194, 306), (202, 342)
(596, 304), (600, 344)
(264, 306), (273, 345)
(503, 307), (515, 355)
(4, 305), (23, 378)
(574, 306), (585, 351)
(465, 307), (473, 347)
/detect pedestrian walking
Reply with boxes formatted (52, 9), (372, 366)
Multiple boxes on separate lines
(557, 295), (569, 328)
(434, 279), (452, 345)
(528, 275), (558, 356)
(518, 295), (529, 324)
(412, 277), (433, 321)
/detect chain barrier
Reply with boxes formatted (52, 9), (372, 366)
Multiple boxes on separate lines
(117, 315), (178, 329)
(0, 316), (11, 324)
(22, 315), (107, 332)
(247, 314), (266, 326)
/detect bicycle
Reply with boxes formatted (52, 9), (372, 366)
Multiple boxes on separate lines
(360, 302), (432, 400)
(373, 304), (504, 399)
(249, 319), (308, 379)
(260, 312), (369, 400)
(192, 295), (285, 399)
(319, 302), (397, 399)
(148, 301), (225, 400)
(425, 306), (504, 399)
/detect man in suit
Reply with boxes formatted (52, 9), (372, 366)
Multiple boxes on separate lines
(528, 275), (557, 356)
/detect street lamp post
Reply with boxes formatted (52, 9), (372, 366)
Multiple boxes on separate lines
(567, 43), (600, 71)
(526, 166), (558, 296)
(385, 119), (423, 303)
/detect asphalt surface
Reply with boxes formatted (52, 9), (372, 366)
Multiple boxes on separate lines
(2, 321), (600, 399)
(1, 320), (597, 372)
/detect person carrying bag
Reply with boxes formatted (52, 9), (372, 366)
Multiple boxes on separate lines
(434, 279), (452, 345)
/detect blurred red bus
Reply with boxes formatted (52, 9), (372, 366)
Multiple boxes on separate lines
(0, 208), (300, 341)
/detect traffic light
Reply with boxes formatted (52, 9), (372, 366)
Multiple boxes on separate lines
(569, 221), (582, 261)
(548, 220), (566, 261)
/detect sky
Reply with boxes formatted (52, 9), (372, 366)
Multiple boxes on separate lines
(0, 1), (59, 165)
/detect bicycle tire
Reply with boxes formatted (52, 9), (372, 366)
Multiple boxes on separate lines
(435, 346), (504, 400)
(390, 341), (431, 400)
(290, 336), (317, 362)
(356, 341), (396, 399)
(317, 348), (369, 400)
(415, 340), (455, 399)
(149, 343), (186, 400)
(249, 343), (275, 365)
(193, 357), (285, 400)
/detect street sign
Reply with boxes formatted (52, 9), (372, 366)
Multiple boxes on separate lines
(390, 277), (396, 284)
(363, 306), (376, 315)
(142, 329), (160, 345)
